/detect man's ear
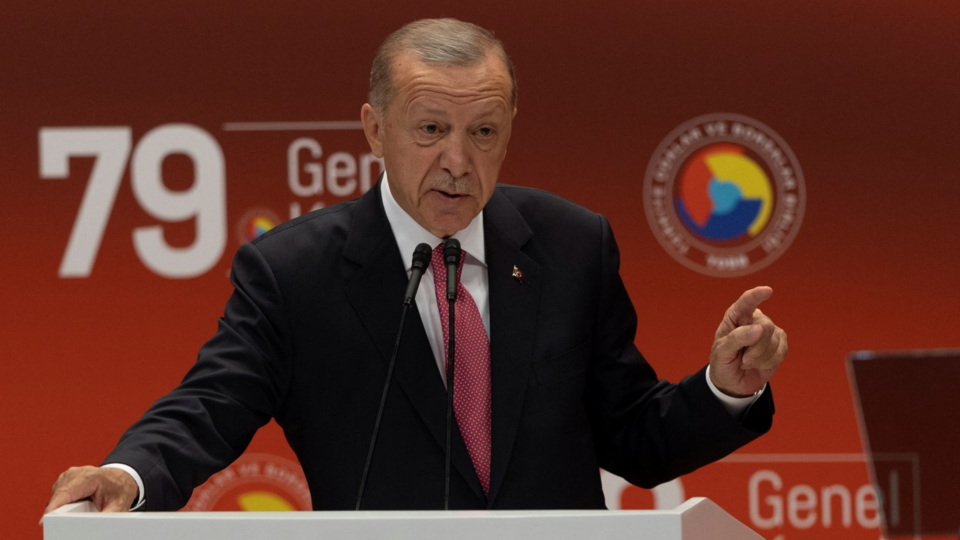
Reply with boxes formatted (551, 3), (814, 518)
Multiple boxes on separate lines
(361, 103), (384, 158)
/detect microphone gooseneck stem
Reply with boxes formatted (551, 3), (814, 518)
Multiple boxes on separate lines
(356, 303), (410, 510)
(355, 243), (431, 510)
(444, 296), (456, 510)
(442, 238), (460, 510)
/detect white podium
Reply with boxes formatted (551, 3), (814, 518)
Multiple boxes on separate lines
(43, 498), (763, 539)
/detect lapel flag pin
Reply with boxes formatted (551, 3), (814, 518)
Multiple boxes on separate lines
(512, 265), (524, 283)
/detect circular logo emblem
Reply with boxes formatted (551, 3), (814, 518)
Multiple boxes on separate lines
(236, 208), (281, 245)
(184, 453), (312, 511)
(644, 114), (805, 277)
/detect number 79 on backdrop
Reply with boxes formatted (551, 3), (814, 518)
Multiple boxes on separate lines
(39, 125), (226, 279)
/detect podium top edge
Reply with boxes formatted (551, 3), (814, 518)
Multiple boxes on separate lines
(45, 506), (712, 520)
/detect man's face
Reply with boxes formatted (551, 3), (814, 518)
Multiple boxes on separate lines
(362, 50), (516, 238)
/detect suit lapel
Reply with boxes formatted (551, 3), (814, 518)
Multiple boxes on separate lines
(343, 183), (485, 503)
(482, 189), (542, 507)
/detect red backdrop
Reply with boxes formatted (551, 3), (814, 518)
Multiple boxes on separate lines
(4, 1), (959, 538)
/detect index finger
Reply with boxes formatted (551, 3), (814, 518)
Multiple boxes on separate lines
(726, 286), (773, 327)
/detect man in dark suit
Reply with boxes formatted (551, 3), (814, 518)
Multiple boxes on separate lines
(45, 18), (787, 513)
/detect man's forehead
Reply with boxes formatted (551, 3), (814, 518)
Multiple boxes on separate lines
(406, 102), (505, 117)
(393, 51), (510, 84)
(398, 93), (512, 125)
(391, 54), (512, 106)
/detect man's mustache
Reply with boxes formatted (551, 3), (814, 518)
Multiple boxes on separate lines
(429, 174), (475, 195)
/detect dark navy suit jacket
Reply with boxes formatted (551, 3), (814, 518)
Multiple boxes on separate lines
(104, 182), (773, 510)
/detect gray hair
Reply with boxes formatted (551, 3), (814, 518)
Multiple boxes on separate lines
(368, 18), (517, 113)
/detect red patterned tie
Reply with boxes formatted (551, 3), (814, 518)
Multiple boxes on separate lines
(431, 243), (492, 496)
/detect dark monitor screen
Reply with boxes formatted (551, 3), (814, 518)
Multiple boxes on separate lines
(847, 349), (960, 537)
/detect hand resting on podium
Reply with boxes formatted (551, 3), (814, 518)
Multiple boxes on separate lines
(43, 466), (137, 519)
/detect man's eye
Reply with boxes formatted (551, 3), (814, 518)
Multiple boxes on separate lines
(421, 124), (439, 135)
(476, 127), (493, 138)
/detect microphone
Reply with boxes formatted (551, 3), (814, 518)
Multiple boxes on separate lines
(404, 243), (433, 304)
(443, 239), (461, 302)
(355, 242), (433, 510)
(442, 238), (460, 509)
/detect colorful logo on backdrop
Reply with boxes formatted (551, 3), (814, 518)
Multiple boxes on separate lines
(236, 208), (282, 245)
(644, 114), (805, 277)
(184, 453), (312, 511)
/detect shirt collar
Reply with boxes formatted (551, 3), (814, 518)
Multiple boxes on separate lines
(381, 172), (487, 271)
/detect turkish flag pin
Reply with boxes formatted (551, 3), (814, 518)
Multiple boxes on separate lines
(512, 265), (524, 283)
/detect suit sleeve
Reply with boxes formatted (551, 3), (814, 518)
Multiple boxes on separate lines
(585, 214), (773, 489)
(101, 242), (293, 510)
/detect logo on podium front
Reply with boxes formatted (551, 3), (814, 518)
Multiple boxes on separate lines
(184, 453), (312, 511)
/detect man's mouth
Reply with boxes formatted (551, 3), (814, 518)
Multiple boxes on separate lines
(434, 189), (465, 200)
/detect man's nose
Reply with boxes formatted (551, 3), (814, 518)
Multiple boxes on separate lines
(439, 133), (471, 179)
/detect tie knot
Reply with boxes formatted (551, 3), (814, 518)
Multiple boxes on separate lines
(432, 242), (465, 277)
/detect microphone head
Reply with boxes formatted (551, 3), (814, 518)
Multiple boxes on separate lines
(411, 243), (432, 271)
(443, 238), (461, 302)
(443, 238), (461, 267)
